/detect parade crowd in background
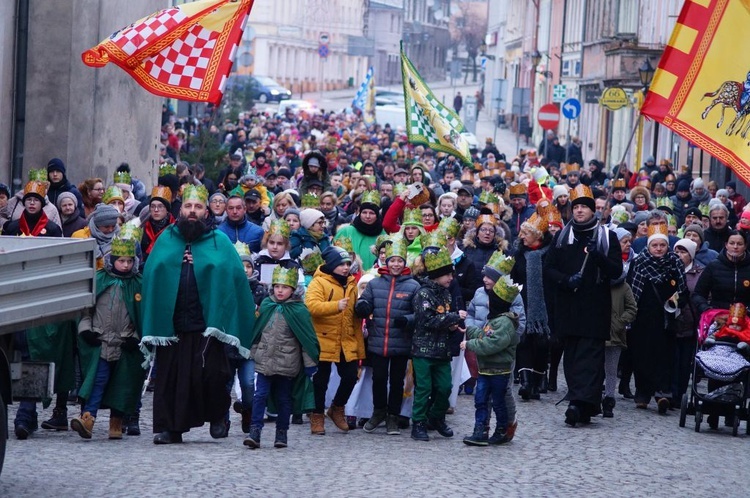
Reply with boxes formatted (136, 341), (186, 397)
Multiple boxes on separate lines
(3, 102), (750, 449)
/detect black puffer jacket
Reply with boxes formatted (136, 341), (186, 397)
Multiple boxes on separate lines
(692, 250), (750, 314)
(460, 231), (506, 301)
(355, 268), (421, 357)
(411, 278), (462, 360)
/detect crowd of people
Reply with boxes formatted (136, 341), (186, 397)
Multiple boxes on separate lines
(2, 103), (750, 449)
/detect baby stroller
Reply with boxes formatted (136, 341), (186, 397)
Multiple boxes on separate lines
(679, 308), (750, 436)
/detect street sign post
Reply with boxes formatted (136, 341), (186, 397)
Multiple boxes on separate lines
(562, 98), (581, 163)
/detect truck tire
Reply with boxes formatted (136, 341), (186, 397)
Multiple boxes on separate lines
(0, 392), (6, 476)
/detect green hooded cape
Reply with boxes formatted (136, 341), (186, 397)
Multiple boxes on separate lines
(253, 296), (320, 414)
(140, 226), (255, 358)
(26, 321), (77, 408)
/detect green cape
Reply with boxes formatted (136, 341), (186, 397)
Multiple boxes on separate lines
(253, 297), (320, 414)
(140, 226), (255, 358)
(26, 321), (77, 407)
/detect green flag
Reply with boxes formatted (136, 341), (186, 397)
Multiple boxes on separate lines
(400, 43), (472, 165)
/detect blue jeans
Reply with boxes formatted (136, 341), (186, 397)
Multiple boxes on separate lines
(83, 358), (115, 418)
(225, 358), (255, 421)
(474, 373), (510, 432)
(251, 373), (293, 431)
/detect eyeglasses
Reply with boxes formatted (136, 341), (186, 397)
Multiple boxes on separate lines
(150, 205), (166, 211)
(92, 187), (105, 192)
(478, 227), (495, 234)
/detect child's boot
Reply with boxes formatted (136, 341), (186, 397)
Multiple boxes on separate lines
(463, 425), (489, 446)
(109, 416), (123, 439)
(41, 407), (68, 431)
(274, 429), (287, 448)
(386, 414), (401, 435)
(363, 408), (387, 433)
(125, 414), (141, 436)
(326, 405), (349, 432)
(488, 426), (509, 445)
(70, 412), (95, 439)
(602, 397), (616, 418)
(410, 421), (429, 441)
(243, 426), (261, 449)
(310, 413), (326, 435)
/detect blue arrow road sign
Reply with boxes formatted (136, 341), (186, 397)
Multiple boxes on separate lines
(562, 98), (581, 120)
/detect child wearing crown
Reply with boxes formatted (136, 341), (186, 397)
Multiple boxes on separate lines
(461, 275), (521, 446)
(243, 266), (319, 449)
(70, 235), (145, 440)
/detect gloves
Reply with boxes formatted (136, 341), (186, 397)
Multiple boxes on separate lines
(80, 329), (102, 347)
(121, 336), (140, 352)
(304, 366), (318, 378)
(393, 317), (408, 328)
(566, 272), (583, 290)
(585, 236), (600, 257)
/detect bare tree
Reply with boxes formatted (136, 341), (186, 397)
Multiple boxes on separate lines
(449, 1), (488, 83)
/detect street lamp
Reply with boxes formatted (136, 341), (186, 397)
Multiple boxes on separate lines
(635, 57), (655, 175)
(531, 50), (542, 69)
(638, 58), (655, 88)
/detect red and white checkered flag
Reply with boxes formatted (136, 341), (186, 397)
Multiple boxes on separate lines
(82, 0), (254, 104)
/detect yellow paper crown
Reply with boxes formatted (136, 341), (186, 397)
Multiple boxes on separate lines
(439, 216), (460, 238)
(479, 190), (500, 204)
(402, 208), (423, 227)
(360, 190), (381, 207)
(114, 171), (132, 185)
(385, 236), (409, 261)
(182, 184), (209, 204)
(301, 193), (319, 208)
(334, 236), (354, 253)
(300, 249), (324, 274)
(159, 162), (177, 176)
(234, 241), (252, 259)
(110, 237), (138, 258)
(521, 213), (549, 235)
(508, 183), (527, 196)
(23, 181), (48, 199)
(492, 275), (522, 303)
(272, 265), (299, 288)
(268, 219), (291, 239)
(486, 251), (515, 275)
(393, 183), (408, 195)
(423, 247), (453, 273)
(569, 184), (593, 202)
(103, 185), (125, 205)
(647, 223), (669, 239)
(475, 214), (497, 228)
(151, 185), (173, 204)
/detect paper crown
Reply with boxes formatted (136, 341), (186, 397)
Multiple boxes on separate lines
(272, 266), (299, 288)
(301, 193), (319, 208)
(374, 233), (394, 252)
(612, 178), (627, 191)
(569, 184), (594, 202)
(360, 189), (381, 207)
(610, 206), (629, 225)
(522, 212), (549, 235)
(508, 183), (527, 196)
(159, 162), (177, 176)
(385, 236), (409, 261)
(334, 236), (354, 253)
(23, 181), (48, 204)
(234, 241), (252, 259)
(655, 196), (674, 209)
(479, 190), (500, 204)
(268, 218), (291, 239)
(110, 236), (138, 258)
(393, 183), (407, 196)
(182, 184), (209, 204)
(493, 275), (523, 303)
(532, 167), (548, 184)
(729, 303), (747, 325)
(699, 204), (711, 216)
(475, 214), (497, 228)
(423, 247), (453, 272)
(647, 223), (669, 239)
(461, 169), (474, 182)
(421, 229), (448, 250)
(103, 185), (125, 205)
(407, 182), (431, 206)
(300, 248), (324, 274)
(118, 223), (143, 241)
(486, 251), (515, 275)
(114, 171), (132, 185)
(439, 216), (460, 238)
(567, 163), (580, 172)
(151, 185), (173, 204)
(479, 168), (493, 179)
(28, 168), (48, 182)
(402, 208), (424, 227)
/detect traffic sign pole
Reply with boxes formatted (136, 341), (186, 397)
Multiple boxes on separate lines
(560, 98), (581, 164)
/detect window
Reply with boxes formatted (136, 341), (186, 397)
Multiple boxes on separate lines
(616, 0), (639, 37)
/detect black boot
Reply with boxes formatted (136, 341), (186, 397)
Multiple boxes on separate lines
(564, 405), (581, 427)
(153, 431), (183, 444)
(244, 426), (261, 449)
(411, 421), (429, 441)
(618, 380), (634, 399)
(428, 418), (454, 438)
(274, 429), (287, 448)
(538, 372), (549, 394)
(602, 397), (615, 418)
(125, 414), (141, 436)
(463, 425), (488, 446)
(530, 372), (541, 400)
(41, 407), (68, 431)
(548, 368), (558, 392)
(518, 371), (533, 401)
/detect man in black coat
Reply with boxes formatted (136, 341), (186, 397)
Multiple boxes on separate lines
(543, 185), (622, 427)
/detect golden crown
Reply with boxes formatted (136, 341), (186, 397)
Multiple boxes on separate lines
(360, 189), (381, 207)
(612, 178), (627, 190)
(521, 213), (549, 235)
(546, 205), (563, 226)
(385, 236), (409, 261)
(508, 183), (527, 196)
(439, 216), (460, 238)
(110, 237), (138, 258)
(402, 208), (423, 227)
(23, 181), (47, 199)
(114, 171), (132, 185)
(423, 247), (453, 272)
(103, 185), (125, 205)
(272, 266), (299, 288)
(461, 169), (474, 182)
(493, 275), (522, 303)
(486, 251), (515, 275)
(647, 223), (669, 239)
(334, 236), (354, 253)
(567, 163), (580, 172)
(182, 184), (209, 204)
(151, 185), (173, 204)
(569, 184), (593, 202)
(475, 214), (497, 229)
(420, 229), (447, 250)
(268, 219), (291, 239)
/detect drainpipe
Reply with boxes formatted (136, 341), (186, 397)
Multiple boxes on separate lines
(11, 0), (29, 195)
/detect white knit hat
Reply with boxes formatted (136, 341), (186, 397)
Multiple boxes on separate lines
(299, 209), (325, 230)
(552, 185), (568, 200)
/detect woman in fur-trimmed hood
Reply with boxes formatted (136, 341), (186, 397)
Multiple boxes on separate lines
(460, 215), (510, 303)
(297, 151), (331, 196)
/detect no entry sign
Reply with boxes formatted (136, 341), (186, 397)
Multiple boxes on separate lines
(538, 103), (560, 129)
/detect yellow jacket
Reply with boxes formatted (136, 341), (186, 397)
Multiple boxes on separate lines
(305, 268), (365, 362)
(72, 226), (104, 270)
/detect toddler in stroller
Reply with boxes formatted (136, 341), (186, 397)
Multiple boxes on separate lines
(680, 303), (750, 435)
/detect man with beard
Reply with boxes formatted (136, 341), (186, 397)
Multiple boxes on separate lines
(46, 158), (85, 216)
(544, 185), (622, 427)
(140, 185), (255, 444)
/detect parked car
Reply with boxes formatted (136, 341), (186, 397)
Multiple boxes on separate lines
(250, 76), (292, 103)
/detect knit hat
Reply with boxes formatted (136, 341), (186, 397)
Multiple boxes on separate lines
(633, 211), (650, 227)
(463, 206), (480, 220)
(299, 208), (325, 230)
(684, 223), (705, 243)
(91, 203), (120, 227)
(613, 227), (632, 242)
(692, 178), (705, 190)
(0, 183), (10, 198)
(740, 210), (750, 229)
(56, 191), (78, 211)
(677, 179), (691, 192)
(552, 184), (568, 201)
(284, 207), (301, 220)
(727, 181), (737, 190)
(208, 192), (227, 205)
(47, 157), (66, 175)
(322, 246), (351, 272)
(674, 238), (697, 262)
(716, 188), (730, 198)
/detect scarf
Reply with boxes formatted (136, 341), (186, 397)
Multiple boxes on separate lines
(89, 217), (118, 260)
(308, 228), (326, 242)
(321, 265), (349, 287)
(523, 245), (550, 335)
(352, 214), (383, 236)
(555, 215), (610, 254)
(144, 215), (174, 254)
(19, 210), (49, 236)
(628, 249), (687, 303)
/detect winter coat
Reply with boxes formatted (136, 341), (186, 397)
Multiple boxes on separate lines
(465, 313), (519, 373)
(608, 282), (637, 348)
(305, 268), (365, 362)
(297, 151), (331, 196)
(79, 276), (138, 362)
(355, 268), (421, 357)
(411, 278), (462, 360)
(466, 287), (526, 334)
(60, 210), (88, 237)
(694, 242), (718, 268)
(290, 226), (331, 260)
(453, 248), (479, 305)
(217, 217), (264, 253)
(251, 296), (316, 377)
(704, 226), (731, 253)
(47, 178), (85, 216)
(334, 223), (383, 270)
(507, 204), (536, 239)
(692, 250), (750, 315)
(544, 226), (623, 339)
(460, 231), (507, 301)
(673, 263), (703, 339)
(670, 193), (701, 227)
(4, 190), (62, 228)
